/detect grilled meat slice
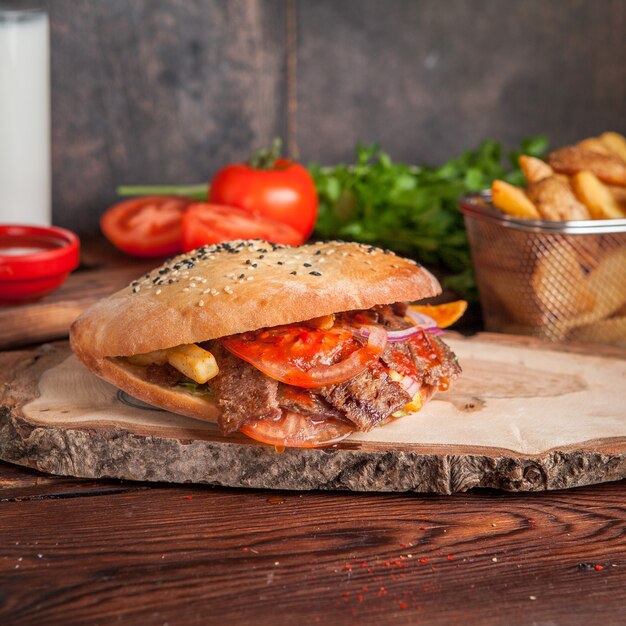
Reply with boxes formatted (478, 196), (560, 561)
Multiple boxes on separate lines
(277, 385), (344, 421)
(210, 345), (281, 434)
(320, 368), (410, 431)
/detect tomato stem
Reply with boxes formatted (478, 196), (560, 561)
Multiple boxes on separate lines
(249, 137), (283, 170)
(116, 184), (208, 200)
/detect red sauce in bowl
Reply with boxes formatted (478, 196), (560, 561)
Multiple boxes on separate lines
(0, 225), (80, 304)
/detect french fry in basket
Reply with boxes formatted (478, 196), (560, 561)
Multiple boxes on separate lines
(599, 132), (626, 162)
(531, 241), (596, 319)
(519, 155), (554, 184)
(491, 180), (540, 218)
(587, 248), (626, 315)
(609, 185), (626, 211)
(548, 146), (626, 186)
(526, 176), (590, 221)
(569, 316), (626, 346)
(559, 248), (626, 335)
(571, 171), (626, 220)
(577, 138), (613, 155)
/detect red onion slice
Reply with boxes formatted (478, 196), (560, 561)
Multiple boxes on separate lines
(349, 312), (443, 342)
(405, 309), (437, 328)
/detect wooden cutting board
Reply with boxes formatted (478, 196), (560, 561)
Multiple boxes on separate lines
(1, 334), (625, 494)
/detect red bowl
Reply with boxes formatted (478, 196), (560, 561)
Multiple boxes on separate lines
(0, 224), (80, 305)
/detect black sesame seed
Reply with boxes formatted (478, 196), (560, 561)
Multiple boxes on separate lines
(303, 263), (312, 267)
(252, 263), (257, 268)
(245, 259), (251, 265)
(259, 255), (265, 259)
(277, 261), (284, 265)
(168, 279), (174, 284)
(314, 250), (321, 255)
(309, 271), (322, 276)
(238, 274), (245, 279)
(290, 271), (297, 275)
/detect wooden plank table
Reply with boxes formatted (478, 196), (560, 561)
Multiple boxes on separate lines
(0, 461), (624, 626)
(1, 241), (624, 624)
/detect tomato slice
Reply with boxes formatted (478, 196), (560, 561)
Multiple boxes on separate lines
(100, 196), (188, 257)
(240, 411), (353, 448)
(221, 324), (387, 388)
(181, 203), (305, 252)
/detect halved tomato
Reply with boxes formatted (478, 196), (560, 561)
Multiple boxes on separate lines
(241, 411), (353, 448)
(100, 196), (188, 257)
(181, 203), (305, 252)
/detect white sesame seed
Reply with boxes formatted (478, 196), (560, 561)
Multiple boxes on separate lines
(211, 289), (219, 296)
(318, 258), (325, 263)
(203, 288), (211, 294)
(246, 276), (254, 281)
(202, 278), (208, 284)
(198, 300), (204, 307)
(342, 252), (349, 256)
(155, 289), (162, 295)
(183, 287), (189, 292)
(224, 286), (233, 294)
(326, 249), (335, 255)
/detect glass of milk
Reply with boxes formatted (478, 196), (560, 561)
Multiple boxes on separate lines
(0, 7), (51, 225)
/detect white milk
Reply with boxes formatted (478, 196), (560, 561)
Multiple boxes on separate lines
(0, 8), (51, 225)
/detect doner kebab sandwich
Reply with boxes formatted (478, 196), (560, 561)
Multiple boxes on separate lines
(70, 240), (461, 447)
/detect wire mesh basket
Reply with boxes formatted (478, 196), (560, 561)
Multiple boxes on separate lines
(459, 193), (626, 346)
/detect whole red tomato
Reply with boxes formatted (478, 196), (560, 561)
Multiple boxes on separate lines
(209, 156), (318, 239)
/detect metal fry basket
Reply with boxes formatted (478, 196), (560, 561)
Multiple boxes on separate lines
(459, 193), (626, 346)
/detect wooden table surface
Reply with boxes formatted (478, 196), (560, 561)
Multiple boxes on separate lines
(1, 241), (624, 624)
(0, 459), (624, 626)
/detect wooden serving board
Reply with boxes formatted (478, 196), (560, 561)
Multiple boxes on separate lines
(1, 334), (625, 494)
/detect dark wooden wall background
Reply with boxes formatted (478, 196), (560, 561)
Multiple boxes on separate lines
(45, 0), (626, 235)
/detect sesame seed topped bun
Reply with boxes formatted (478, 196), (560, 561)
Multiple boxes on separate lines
(70, 239), (440, 360)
